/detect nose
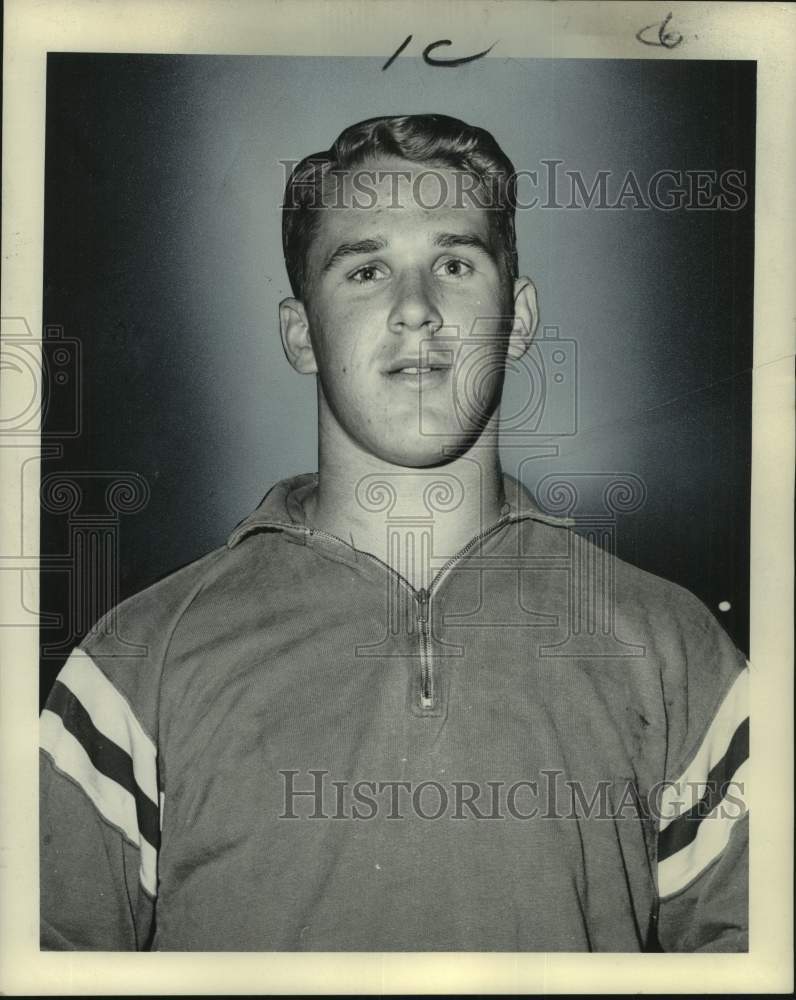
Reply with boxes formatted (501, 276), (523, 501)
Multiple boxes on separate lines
(387, 272), (443, 336)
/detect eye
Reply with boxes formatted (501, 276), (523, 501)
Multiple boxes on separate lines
(348, 263), (388, 284)
(435, 257), (473, 279)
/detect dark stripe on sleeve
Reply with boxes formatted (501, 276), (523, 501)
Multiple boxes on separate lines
(46, 680), (160, 850)
(658, 716), (748, 862)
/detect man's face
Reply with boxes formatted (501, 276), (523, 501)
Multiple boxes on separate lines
(281, 156), (535, 467)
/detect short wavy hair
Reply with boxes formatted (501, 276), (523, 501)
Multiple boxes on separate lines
(282, 114), (519, 301)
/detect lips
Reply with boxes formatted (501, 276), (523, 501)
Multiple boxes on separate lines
(389, 364), (449, 375)
(386, 353), (453, 376)
(386, 363), (452, 390)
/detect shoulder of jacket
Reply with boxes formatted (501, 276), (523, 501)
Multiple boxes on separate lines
(563, 527), (727, 638)
(79, 543), (233, 660)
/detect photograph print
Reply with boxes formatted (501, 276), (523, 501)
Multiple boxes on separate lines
(37, 52), (754, 952)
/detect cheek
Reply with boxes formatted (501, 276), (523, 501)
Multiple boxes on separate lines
(312, 300), (361, 358)
(446, 298), (510, 345)
(455, 340), (509, 409)
(324, 314), (383, 383)
(320, 341), (374, 407)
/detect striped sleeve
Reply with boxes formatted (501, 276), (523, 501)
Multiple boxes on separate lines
(40, 648), (161, 950)
(657, 668), (748, 897)
(655, 655), (749, 951)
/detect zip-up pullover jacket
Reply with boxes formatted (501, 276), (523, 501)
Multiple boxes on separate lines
(40, 473), (749, 951)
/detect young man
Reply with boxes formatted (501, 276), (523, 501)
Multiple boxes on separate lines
(40, 114), (749, 951)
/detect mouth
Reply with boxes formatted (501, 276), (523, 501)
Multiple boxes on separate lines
(386, 364), (452, 387)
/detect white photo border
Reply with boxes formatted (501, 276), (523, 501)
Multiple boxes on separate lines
(1, 0), (793, 993)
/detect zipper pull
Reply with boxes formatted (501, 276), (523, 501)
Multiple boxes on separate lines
(416, 587), (429, 622)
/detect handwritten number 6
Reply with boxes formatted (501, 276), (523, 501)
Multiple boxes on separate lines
(635, 12), (683, 49)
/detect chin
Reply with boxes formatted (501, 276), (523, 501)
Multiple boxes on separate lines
(374, 432), (482, 468)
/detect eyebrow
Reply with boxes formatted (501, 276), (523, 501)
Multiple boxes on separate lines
(321, 231), (496, 274)
(322, 238), (387, 273)
(432, 231), (495, 257)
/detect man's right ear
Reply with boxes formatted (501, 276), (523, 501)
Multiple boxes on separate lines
(279, 298), (318, 374)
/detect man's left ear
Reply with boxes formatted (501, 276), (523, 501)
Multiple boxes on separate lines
(507, 277), (539, 360)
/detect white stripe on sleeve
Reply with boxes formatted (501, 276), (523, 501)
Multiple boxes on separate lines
(40, 709), (157, 895)
(658, 667), (749, 829)
(57, 647), (158, 805)
(657, 759), (748, 898)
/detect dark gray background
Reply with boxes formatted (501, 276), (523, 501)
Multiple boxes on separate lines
(40, 55), (755, 704)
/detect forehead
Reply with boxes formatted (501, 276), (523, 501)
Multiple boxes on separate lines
(313, 156), (494, 246)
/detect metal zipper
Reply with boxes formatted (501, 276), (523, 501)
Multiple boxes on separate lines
(413, 515), (515, 710)
(416, 587), (433, 708)
(267, 514), (522, 710)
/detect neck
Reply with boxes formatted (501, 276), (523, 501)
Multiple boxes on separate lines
(302, 395), (507, 590)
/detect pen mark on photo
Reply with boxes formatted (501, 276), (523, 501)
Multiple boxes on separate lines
(382, 34), (412, 70)
(383, 35), (497, 70)
(635, 12), (683, 49)
(422, 39), (497, 67)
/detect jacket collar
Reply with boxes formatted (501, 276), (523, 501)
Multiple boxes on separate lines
(227, 471), (573, 549)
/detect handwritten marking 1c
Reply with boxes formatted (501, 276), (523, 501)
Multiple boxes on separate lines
(635, 12), (683, 49)
(382, 35), (497, 71)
